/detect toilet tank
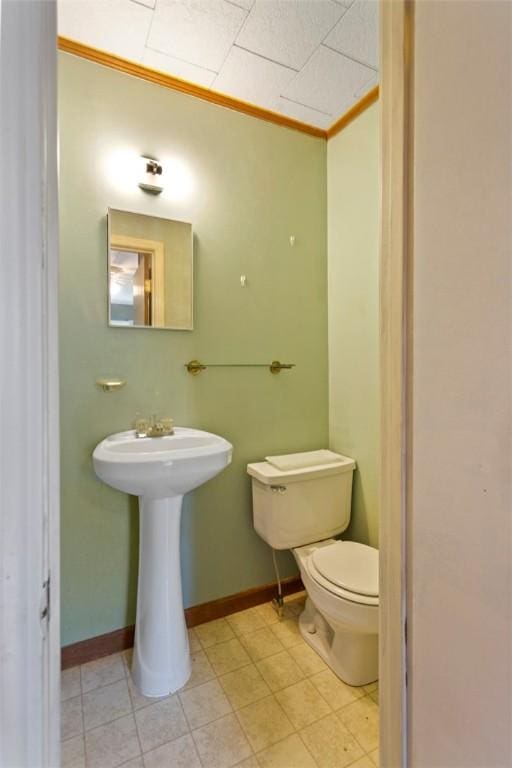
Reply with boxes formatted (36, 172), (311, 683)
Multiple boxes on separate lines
(247, 452), (356, 550)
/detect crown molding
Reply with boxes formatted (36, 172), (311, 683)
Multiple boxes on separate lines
(326, 85), (380, 139)
(58, 37), (378, 141)
(58, 37), (326, 138)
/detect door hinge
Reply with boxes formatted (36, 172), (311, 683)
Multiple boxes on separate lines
(40, 576), (50, 628)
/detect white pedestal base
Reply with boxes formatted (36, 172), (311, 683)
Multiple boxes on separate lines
(131, 495), (191, 697)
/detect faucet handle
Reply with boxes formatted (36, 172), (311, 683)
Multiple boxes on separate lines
(161, 417), (174, 434)
(134, 416), (149, 437)
(135, 414), (173, 437)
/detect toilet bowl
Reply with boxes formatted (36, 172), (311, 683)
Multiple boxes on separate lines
(247, 450), (379, 688)
(294, 539), (378, 686)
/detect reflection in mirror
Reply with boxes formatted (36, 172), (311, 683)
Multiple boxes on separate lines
(108, 208), (193, 330)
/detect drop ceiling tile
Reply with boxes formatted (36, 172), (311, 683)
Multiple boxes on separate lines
(354, 71), (379, 99)
(235, 0), (346, 71)
(227, 0), (255, 9)
(213, 47), (296, 110)
(275, 98), (333, 130)
(147, 0), (247, 72)
(283, 45), (374, 115)
(130, 0), (155, 8)
(142, 48), (217, 87)
(58, 0), (153, 61)
(324, 0), (378, 68)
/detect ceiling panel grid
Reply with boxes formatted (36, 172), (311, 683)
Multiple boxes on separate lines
(58, 0), (379, 130)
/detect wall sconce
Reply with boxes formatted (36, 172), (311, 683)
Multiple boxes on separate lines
(139, 156), (163, 194)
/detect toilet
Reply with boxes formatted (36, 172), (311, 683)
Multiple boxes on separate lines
(247, 450), (378, 687)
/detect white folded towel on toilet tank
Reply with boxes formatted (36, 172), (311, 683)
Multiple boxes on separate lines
(265, 449), (344, 472)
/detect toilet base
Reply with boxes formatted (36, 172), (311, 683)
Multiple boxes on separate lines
(298, 599), (378, 687)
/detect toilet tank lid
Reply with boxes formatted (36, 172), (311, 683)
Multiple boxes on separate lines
(247, 452), (355, 485)
(266, 449), (347, 472)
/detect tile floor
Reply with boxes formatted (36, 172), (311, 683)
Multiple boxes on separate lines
(61, 596), (379, 768)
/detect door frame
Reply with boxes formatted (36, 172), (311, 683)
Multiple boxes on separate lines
(0, 0), (413, 762)
(379, 1), (414, 765)
(109, 234), (166, 327)
(0, 0), (60, 766)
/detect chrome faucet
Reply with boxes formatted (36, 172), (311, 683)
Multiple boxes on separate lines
(134, 414), (174, 438)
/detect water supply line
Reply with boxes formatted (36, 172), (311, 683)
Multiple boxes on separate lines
(271, 548), (284, 618)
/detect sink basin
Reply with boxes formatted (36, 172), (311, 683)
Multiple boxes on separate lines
(92, 427), (233, 697)
(93, 427), (232, 498)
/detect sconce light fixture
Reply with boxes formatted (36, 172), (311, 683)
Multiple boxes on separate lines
(139, 156), (163, 194)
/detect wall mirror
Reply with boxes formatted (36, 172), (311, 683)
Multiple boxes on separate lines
(107, 208), (193, 330)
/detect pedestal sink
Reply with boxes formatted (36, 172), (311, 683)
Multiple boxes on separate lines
(93, 427), (232, 697)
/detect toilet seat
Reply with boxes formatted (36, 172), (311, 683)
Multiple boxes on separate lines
(306, 541), (379, 607)
(312, 541), (378, 597)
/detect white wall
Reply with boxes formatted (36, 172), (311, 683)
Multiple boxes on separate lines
(409, 1), (512, 765)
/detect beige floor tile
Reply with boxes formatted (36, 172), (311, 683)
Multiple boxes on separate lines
(126, 672), (166, 711)
(82, 679), (132, 731)
(280, 606), (303, 621)
(309, 669), (366, 711)
(275, 679), (331, 730)
(288, 642), (327, 676)
(61, 735), (85, 768)
(256, 733), (316, 768)
(195, 617), (236, 648)
(283, 595), (306, 615)
(80, 653), (125, 693)
(181, 649), (216, 689)
(188, 628), (202, 653)
(348, 758), (375, 768)
(255, 602), (280, 626)
(256, 651), (305, 692)
(84, 714), (141, 768)
(240, 628), (285, 662)
(219, 664), (271, 710)
(369, 747), (379, 766)
(61, 695), (83, 741)
(236, 695), (295, 753)
(270, 620), (303, 649)
(119, 759), (144, 768)
(122, 648), (133, 671)
(337, 696), (379, 753)
(299, 713), (364, 768)
(227, 608), (267, 636)
(363, 682), (378, 694)
(192, 713), (252, 768)
(180, 679), (232, 729)
(235, 756), (260, 767)
(370, 690), (379, 705)
(144, 733), (201, 768)
(61, 667), (81, 701)
(135, 694), (189, 752)
(206, 638), (252, 676)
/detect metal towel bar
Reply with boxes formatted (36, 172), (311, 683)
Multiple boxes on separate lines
(185, 360), (295, 376)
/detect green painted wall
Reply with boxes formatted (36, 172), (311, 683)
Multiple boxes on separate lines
(327, 103), (379, 548)
(59, 54), (328, 646)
